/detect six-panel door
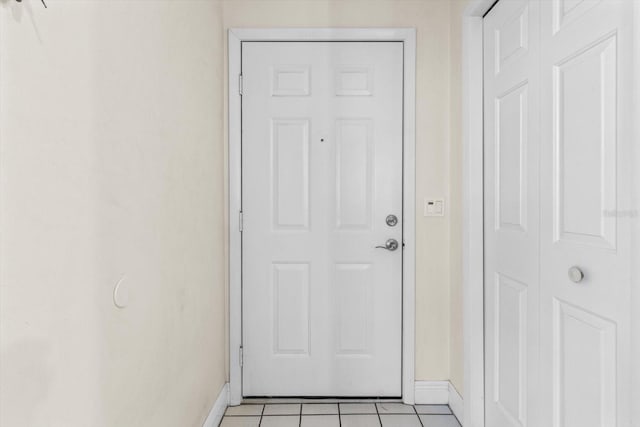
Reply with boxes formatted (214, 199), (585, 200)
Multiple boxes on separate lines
(484, 1), (633, 426)
(241, 42), (403, 396)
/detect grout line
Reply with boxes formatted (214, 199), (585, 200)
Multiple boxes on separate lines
(225, 401), (461, 427)
(375, 403), (382, 427)
(259, 403), (265, 427)
(413, 405), (424, 427)
(448, 404), (462, 427)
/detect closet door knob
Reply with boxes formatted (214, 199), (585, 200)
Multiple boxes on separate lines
(568, 266), (585, 283)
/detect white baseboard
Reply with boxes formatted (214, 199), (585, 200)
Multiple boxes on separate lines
(414, 381), (450, 405)
(414, 381), (464, 426)
(448, 382), (464, 425)
(204, 381), (461, 426)
(203, 383), (229, 427)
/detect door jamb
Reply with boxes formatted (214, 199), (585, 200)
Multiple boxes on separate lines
(632, 2), (640, 424)
(228, 28), (417, 406)
(461, 1), (494, 426)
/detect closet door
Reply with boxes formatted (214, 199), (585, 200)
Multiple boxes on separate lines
(483, 1), (541, 426)
(538, 1), (634, 426)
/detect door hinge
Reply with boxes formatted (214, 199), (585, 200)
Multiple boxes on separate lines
(239, 74), (243, 96)
(239, 346), (244, 367)
(239, 211), (244, 232)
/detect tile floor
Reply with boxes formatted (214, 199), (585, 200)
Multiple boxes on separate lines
(220, 402), (461, 427)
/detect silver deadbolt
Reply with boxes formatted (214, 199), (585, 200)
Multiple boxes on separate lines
(568, 266), (585, 283)
(376, 238), (399, 251)
(386, 214), (398, 227)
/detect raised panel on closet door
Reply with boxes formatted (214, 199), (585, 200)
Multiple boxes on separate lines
(494, 273), (528, 426)
(495, 82), (528, 233)
(552, 0), (601, 35)
(552, 299), (616, 427)
(552, 35), (617, 249)
(494, 4), (529, 75)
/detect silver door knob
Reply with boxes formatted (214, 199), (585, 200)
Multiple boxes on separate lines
(376, 239), (399, 251)
(568, 266), (584, 283)
(386, 214), (398, 227)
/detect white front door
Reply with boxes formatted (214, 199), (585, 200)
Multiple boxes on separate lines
(241, 42), (403, 396)
(484, 1), (633, 426)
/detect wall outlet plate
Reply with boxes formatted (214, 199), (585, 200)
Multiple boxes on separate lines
(424, 199), (445, 217)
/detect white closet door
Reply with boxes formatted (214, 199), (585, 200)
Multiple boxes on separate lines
(485, 0), (634, 426)
(241, 42), (403, 397)
(483, 1), (541, 426)
(538, 1), (634, 426)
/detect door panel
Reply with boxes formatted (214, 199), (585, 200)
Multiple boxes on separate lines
(242, 42), (403, 397)
(552, 35), (617, 248)
(272, 263), (310, 355)
(540, 1), (633, 426)
(552, 299), (617, 427)
(335, 119), (372, 229)
(496, 82), (528, 232)
(334, 263), (373, 356)
(484, 1), (541, 426)
(494, 273), (528, 425)
(272, 119), (310, 230)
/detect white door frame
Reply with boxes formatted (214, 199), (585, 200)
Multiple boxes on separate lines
(228, 28), (416, 406)
(461, 2), (494, 426)
(631, 1), (640, 424)
(461, 2), (640, 427)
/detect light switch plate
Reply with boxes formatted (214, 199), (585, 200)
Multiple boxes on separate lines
(424, 199), (445, 217)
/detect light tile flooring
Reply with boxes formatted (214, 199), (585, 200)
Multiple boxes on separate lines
(220, 401), (461, 427)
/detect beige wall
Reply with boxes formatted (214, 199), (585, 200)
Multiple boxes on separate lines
(222, 0), (455, 384)
(0, 1), (226, 426)
(1, 1), (469, 426)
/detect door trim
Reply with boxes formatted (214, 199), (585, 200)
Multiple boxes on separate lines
(461, 2), (496, 427)
(632, 1), (640, 423)
(228, 28), (417, 406)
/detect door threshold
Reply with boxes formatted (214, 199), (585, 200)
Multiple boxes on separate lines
(242, 397), (404, 404)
